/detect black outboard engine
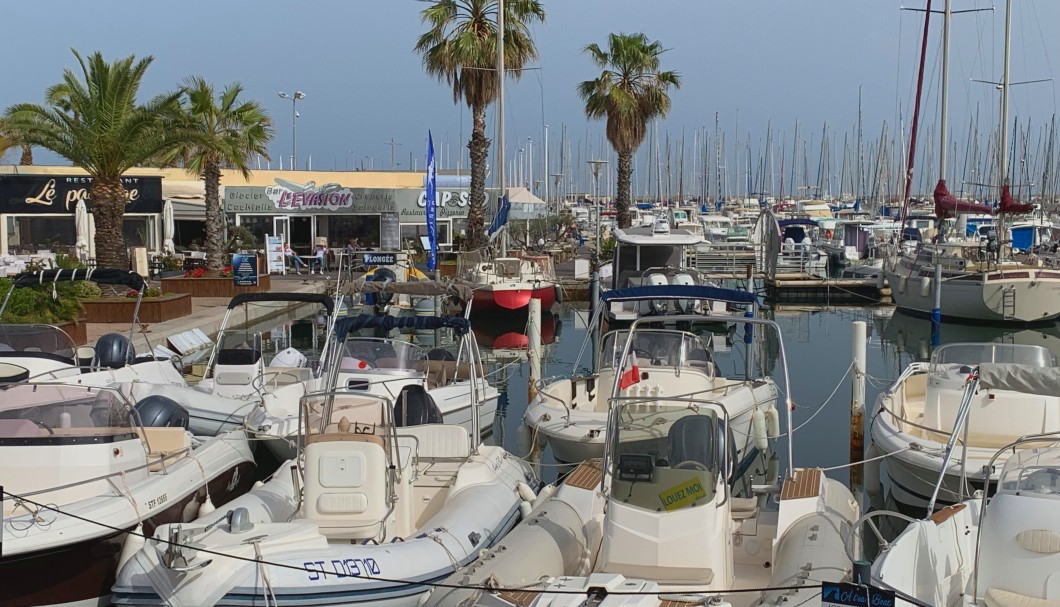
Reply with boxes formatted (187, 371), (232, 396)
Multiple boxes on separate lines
(393, 385), (443, 427)
(369, 267), (398, 314)
(135, 395), (190, 429)
(95, 333), (135, 369)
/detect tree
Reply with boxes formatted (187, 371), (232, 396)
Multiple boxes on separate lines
(178, 77), (272, 271)
(577, 33), (681, 228)
(416, 0), (545, 248)
(4, 50), (190, 268)
(0, 119), (30, 164)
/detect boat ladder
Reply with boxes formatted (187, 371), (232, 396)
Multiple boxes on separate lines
(1001, 285), (1016, 319)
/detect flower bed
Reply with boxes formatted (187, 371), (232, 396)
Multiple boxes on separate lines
(161, 274), (271, 298)
(81, 293), (192, 323)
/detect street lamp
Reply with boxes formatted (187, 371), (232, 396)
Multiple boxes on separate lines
(587, 159), (609, 250)
(277, 90), (305, 170)
(551, 173), (564, 215)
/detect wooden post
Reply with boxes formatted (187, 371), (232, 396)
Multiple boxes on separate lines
(850, 320), (867, 487)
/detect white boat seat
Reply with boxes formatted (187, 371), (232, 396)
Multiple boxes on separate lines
(1016, 530), (1060, 554)
(137, 427), (191, 471)
(730, 496), (758, 520)
(303, 438), (388, 540)
(985, 587), (1060, 607)
(396, 425), (470, 459)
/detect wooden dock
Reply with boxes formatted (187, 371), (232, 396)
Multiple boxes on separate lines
(764, 273), (888, 305)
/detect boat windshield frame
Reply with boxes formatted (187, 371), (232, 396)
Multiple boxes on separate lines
(339, 337), (428, 374)
(599, 328), (715, 377)
(0, 382), (139, 446)
(0, 324), (78, 364)
(929, 343), (1056, 381)
(997, 447), (1060, 499)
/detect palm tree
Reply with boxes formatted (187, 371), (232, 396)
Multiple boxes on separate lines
(0, 119), (30, 164)
(578, 33), (681, 228)
(178, 77), (272, 272)
(416, 0), (545, 249)
(4, 50), (190, 268)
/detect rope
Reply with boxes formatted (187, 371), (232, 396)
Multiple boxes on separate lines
(118, 471), (143, 527)
(253, 540), (278, 607)
(818, 446), (913, 472)
(2, 488), (924, 602)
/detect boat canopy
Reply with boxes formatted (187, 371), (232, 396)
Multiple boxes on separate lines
(601, 284), (755, 305)
(227, 292), (335, 316)
(933, 179), (994, 219)
(979, 363), (1060, 398)
(334, 315), (471, 341)
(10, 268), (146, 291)
(355, 280), (474, 303)
(777, 218), (819, 228)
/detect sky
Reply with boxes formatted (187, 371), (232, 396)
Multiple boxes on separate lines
(1, 0), (1058, 195)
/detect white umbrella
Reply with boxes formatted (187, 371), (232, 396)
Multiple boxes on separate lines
(162, 199), (175, 254)
(74, 199), (89, 260)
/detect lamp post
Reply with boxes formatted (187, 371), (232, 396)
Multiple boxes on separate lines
(587, 159), (609, 250)
(587, 158), (608, 319)
(551, 173), (564, 216)
(277, 90), (305, 170)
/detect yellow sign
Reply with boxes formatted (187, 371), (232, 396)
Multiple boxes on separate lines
(658, 476), (708, 511)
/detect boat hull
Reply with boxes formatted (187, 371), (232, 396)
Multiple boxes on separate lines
(885, 267), (1060, 324)
(471, 284), (556, 314)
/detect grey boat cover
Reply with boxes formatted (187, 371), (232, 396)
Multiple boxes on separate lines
(353, 279), (473, 303)
(978, 363), (1060, 398)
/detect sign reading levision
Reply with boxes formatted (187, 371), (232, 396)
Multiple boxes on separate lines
(224, 179), (471, 219)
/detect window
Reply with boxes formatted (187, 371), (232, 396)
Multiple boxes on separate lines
(8, 216), (76, 255)
(328, 216), (380, 250)
(400, 221), (450, 250)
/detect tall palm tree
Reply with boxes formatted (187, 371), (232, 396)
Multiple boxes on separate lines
(416, 0), (545, 249)
(178, 77), (272, 271)
(578, 33), (681, 228)
(4, 50), (189, 268)
(0, 119), (30, 164)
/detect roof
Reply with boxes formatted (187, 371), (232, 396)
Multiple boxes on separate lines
(613, 226), (703, 245)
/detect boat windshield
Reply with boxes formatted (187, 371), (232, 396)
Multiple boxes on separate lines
(0, 325), (77, 363)
(601, 329), (714, 372)
(997, 448), (1060, 498)
(609, 403), (721, 512)
(0, 384), (134, 443)
(930, 343), (1056, 381)
(341, 338), (426, 372)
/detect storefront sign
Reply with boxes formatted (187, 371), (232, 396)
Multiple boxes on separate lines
(363, 252), (397, 266)
(265, 235), (285, 275)
(224, 179), (470, 219)
(0, 175), (163, 214)
(232, 253), (259, 286)
(379, 212), (400, 251)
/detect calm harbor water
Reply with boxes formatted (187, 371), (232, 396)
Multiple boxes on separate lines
(256, 302), (1060, 488)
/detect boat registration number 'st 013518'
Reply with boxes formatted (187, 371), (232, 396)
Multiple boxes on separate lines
(658, 478), (707, 511)
(304, 558), (382, 581)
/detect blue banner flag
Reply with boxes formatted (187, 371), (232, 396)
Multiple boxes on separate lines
(426, 131), (437, 271)
(487, 194), (511, 240)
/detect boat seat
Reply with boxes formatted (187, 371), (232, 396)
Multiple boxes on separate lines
(396, 424), (470, 459)
(303, 437), (389, 540)
(984, 587), (1060, 607)
(138, 427), (191, 471)
(424, 360), (485, 388)
(730, 496), (759, 520)
(215, 371), (255, 386)
(1016, 530), (1060, 554)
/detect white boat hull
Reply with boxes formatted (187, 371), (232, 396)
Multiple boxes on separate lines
(885, 267), (1060, 323)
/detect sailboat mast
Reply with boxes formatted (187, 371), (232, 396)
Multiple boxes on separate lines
(1000, 0), (1012, 185)
(497, 0), (507, 256)
(939, 0), (951, 181)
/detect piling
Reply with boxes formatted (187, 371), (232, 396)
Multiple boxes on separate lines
(850, 320), (867, 487)
(527, 298), (542, 402)
(931, 262), (942, 347)
(743, 265), (755, 379)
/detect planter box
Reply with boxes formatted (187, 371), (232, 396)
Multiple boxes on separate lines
(56, 318), (88, 346)
(82, 294), (192, 324)
(160, 274), (272, 298)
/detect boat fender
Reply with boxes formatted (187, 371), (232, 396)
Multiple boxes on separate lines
(197, 494), (216, 518)
(764, 408), (781, 438)
(117, 523), (145, 572)
(555, 284), (564, 304)
(517, 481), (537, 503)
(864, 443), (882, 498)
(920, 276), (932, 298)
(252, 480), (264, 489)
(898, 275), (907, 294)
(531, 484), (557, 508)
(751, 409), (769, 452)
(519, 501), (533, 519)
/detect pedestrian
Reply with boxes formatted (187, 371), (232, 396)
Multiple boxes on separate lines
(284, 241), (306, 275)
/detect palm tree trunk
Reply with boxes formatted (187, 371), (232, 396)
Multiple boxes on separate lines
(203, 161), (225, 271)
(617, 150), (633, 228)
(91, 178), (128, 269)
(466, 102), (489, 249)
(18, 146), (32, 166)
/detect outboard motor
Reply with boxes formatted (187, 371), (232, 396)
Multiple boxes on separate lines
(393, 385), (443, 427)
(672, 272), (700, 313)
(426, 348), (456, 361)
(269, 347), (307, 368)
(368, 267), (398, 314)
(647, 273), (669, 315)
(135, 395), (190, 429)
(95, 333), (135, 369)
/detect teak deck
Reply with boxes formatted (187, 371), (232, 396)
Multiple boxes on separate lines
(781, 468), (822, 500)
(565, 458), (603, 490)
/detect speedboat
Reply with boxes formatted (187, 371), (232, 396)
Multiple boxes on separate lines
(871, 342), (1060, 512)
(429, 315), (858, 607)
(462, 254), (559, 315)
(525, 290), (777, 464)
(112, 382), (536, 606)
(0, 382), (255, 607)
(869, 363), (1060, 606)
(247, 314), (499, 462)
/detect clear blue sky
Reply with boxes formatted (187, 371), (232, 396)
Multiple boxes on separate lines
(2, 1), (1057, 191)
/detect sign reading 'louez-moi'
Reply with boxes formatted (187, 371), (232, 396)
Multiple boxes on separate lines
(0, 175), (163, 214)
(224, 179), (470, 219)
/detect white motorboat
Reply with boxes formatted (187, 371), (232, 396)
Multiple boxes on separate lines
(525, 297), (777, 464)
(461, 254), (559, 315)
(869, 363), (1060, 606)
(433, 315), (857, 607)
(247, 313), (498, 462)
(871, 342), (1060, 512)
(0, 382), (256, 607)
(113, 384), (536, 607)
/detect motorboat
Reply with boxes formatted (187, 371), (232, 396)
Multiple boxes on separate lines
(247, 314), (499, 462)
(124, 292), (337, 436)
(0, 382), (256, 607)
(868, 363), (1060, 606)
(112, 381), (536, 607)
(870, 342), (1060, 512)
(432, 315), (857, 607)
(525, 302), (778, 464)
(461, 253), (559, 315)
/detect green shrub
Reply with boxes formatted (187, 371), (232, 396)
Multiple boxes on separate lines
(0, 277), (88, 324)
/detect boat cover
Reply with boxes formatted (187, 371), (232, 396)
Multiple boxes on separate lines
(226, 292), (335, 315)
(933, 179), (994, 219)
(978, 363), (1060, 398)
(11, 268), (147, 291)
(355, 279), (474, 303)
(334, 314), (471, 340)
(997, 184), (1034, 215)
(600, 284), (756, 305)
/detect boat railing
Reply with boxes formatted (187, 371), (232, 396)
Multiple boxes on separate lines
(10, 445), (193, 501)
(533, 372), (600, 424)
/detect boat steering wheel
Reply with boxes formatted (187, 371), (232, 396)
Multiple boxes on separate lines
(673, 460), (709, 471)
(31, 420), (54, 435)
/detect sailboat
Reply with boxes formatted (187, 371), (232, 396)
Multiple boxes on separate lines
(460, 2), (560, 316)
(883, 0), (1060, 324)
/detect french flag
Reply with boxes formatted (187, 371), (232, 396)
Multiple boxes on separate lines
(619, 352), (641, 390)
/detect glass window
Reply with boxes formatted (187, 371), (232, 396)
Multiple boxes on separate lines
(8, 216), (76, 255)
(328, 216), (380, 250)
(123, 217), (150, 248)
(400, 222), (451, 249)
(238, 215), (275, 247)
